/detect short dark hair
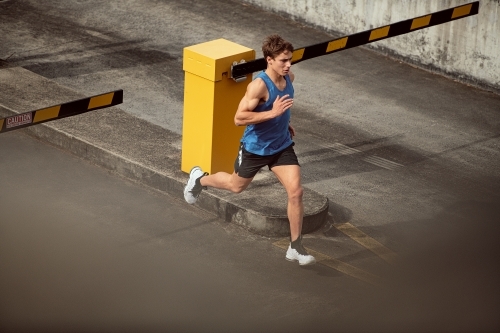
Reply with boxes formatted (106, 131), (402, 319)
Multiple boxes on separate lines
(262, 34), (294, 59)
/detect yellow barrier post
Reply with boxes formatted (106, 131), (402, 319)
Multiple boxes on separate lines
(182, 39), (255, 174)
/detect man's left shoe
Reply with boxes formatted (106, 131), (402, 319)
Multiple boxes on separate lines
(184, 166), (207, 204)
(286, 244), (316, 266)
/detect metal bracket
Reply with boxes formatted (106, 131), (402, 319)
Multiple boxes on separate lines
(231, 60), (247, 83)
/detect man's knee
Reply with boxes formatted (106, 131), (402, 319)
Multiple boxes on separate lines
(231, 184), (247, 194)
(288, 185), (303, 202)
(229, 176), (251, 194)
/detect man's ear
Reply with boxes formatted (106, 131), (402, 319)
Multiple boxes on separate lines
(266, 56), (273, 65)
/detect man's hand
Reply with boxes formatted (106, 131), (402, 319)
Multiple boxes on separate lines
(288, 124), (296, 137)
(272, 94), (293, 117)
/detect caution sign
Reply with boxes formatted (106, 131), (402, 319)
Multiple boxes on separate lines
(6, 113), (32, 129)
(0, 90), (123, 134)
(231, 1), (479, 79)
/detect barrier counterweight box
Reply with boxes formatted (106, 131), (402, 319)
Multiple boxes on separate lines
(182, 39), (255, 174)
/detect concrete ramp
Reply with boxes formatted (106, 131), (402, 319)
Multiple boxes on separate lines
(0, 67), (328, 237)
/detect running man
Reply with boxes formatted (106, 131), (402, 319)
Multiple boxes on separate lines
(184, 34), (315, 266)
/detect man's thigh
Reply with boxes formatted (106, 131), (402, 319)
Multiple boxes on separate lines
(234, 144), (271, 178)
(270, 164), (302, 192)
(229, 171), (253, 190)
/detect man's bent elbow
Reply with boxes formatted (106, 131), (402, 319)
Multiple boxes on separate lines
(234, 118), (243, 126)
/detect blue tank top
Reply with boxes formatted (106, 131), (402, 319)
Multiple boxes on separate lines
(241, 71), (294, 156)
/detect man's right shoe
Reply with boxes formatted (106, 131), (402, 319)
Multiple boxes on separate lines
(184, 166), (207, 204)
(286, 244), (316, 266)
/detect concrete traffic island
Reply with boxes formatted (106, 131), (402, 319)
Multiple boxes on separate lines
(0, 67), (329, 237)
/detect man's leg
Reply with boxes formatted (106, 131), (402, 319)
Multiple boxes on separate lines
(272, 164), (315, 265)
(184, 168), (253, 204)
(271, 165), (303, 241)
(200, 172), (253, 194)
(184, 145), (261, 204)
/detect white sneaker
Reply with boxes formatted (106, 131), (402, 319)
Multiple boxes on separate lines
(286, 244), (316, 266)
(184, 166), (207, 204)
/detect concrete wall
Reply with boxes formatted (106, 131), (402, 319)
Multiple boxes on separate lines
(239, 0), (500, 93)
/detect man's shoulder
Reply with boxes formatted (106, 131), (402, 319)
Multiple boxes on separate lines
(251, 75), (267, 87)
(247, 77), (268, 97)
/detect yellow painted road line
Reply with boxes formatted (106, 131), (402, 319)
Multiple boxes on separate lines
(273, 238), (380, 285)
(335, 222), (397, 264)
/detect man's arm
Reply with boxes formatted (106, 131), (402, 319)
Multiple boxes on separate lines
(234, 78), (293, 126)
(287, 70), (295, 137)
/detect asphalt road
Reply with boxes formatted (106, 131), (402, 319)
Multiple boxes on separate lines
(1, 0), (500, 332)
(2, 117), (499, 333)
(0, 130), (352, 333)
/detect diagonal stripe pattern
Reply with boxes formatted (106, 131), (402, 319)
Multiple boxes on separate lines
(231, 1), (479, 79)
(273, 238), (381, 284)
(0, 90), (123, 134)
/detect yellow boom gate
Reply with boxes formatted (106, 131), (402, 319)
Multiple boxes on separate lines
(182, 1), (479, 174)
(0, 90), (123, 134)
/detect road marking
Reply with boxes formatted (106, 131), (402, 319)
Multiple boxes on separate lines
(363, 155), (403, 170)
(298, 141), (361, 163)
(324, 142), (361, 155)
(300, 136), (404, 172)
(273, 238), (380, 285)
(297, 141), (362, 164)
(335, 222), (398, 264)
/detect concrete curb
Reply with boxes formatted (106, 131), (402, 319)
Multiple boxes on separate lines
(0, 67), (329, 237)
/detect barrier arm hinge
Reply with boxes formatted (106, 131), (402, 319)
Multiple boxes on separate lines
(231, 60), (248, 83)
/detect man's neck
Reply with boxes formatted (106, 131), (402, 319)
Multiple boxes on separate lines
(265, 68), (285, 85)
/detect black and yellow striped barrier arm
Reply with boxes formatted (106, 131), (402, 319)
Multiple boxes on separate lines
(231, 1), (479, 79)
(0, 89), (123, 134)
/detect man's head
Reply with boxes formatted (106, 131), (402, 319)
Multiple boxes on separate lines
(262, 34), (294, 76)
(262, 34), (294, 59)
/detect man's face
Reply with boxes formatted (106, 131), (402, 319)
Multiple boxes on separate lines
(267, 50), (293, 76)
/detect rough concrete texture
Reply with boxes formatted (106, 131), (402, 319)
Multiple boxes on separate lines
(1, 0), (499, 240)
(240, 0), (500, 93)
(0, 67), (328, 237)
(1, 2), (500, 329)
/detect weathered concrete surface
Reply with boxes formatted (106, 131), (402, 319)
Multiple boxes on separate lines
(240, 0), (500, 93)
(1, 1), (500, 329)
(0, 67), (328, 237)
(1, 0), (499, 243)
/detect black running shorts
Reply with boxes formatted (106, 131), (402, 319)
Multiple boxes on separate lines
(234, 143), (300, 179)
